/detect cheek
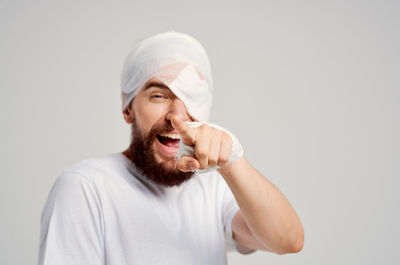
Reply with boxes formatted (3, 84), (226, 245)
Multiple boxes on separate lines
(135, 101), (168, 131)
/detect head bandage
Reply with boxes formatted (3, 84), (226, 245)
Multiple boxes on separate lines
(120, 31), (213, 122)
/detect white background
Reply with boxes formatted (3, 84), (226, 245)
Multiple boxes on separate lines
(1, 0), (399, 264)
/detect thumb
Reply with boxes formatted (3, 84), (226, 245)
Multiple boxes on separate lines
(178, 155), (200, 172)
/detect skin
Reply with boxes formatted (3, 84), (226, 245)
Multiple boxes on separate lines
(123, 77), (304, 254)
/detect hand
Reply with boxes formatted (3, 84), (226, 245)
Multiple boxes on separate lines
(171, 115), (233, 172)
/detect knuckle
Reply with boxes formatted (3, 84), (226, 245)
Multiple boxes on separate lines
(213, 133), (222, 141)
(199, 162), (208, 170)
(199, 124), (208, 131)
(178, 164), (186, 172)
(224, 136), (233, 147)
(196, 150), (208, 159)
(224, 132), (232, 141)
(177, 161), (186, 172)
(219, 156), (229, 164)
(208, 156), (218, 165)
(181, 127), (188, 134)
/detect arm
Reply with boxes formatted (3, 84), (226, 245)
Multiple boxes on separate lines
(39, 171), (104, 265)
(218, 157), (304, 254)
(171, 116), (304, 254)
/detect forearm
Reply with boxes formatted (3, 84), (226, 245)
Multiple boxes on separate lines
(218, 157), (304, 254)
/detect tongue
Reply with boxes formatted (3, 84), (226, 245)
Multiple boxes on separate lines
(160, 137), (180, 148)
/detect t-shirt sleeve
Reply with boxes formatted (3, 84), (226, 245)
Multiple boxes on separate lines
(38, 170), (104, 265)
(220, 176), (257, 255)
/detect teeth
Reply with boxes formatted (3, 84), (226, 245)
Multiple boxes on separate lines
(159, 133), (181, 140)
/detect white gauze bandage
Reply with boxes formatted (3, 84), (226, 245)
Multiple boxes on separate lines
(121, 31), (243, 170)
(121, 31), (213, 121)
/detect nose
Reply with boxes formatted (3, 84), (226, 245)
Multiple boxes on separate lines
(165, 98), (192, 122)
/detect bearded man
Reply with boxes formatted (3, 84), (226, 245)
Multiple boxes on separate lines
(38, 31), (304, 265)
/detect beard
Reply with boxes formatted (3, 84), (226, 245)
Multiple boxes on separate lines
(127, 115), (195, 187)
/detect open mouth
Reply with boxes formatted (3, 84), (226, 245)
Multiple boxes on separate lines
(155, 133), (181, 156)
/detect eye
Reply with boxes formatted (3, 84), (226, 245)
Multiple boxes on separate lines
(149, 93), (169, 102)
(151, 94), (165, 99)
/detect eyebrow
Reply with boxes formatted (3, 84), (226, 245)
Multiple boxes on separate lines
(143, 81), (169, 91)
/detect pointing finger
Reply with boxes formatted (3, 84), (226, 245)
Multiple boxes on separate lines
(171, 115), (195, 146)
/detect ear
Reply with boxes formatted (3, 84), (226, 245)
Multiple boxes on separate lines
(123, 105), (134, 124)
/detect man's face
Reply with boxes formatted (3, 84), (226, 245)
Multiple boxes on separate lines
(124, 77), (195, 187)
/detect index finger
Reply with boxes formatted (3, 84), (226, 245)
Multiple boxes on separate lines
(171, 115), (195, 146)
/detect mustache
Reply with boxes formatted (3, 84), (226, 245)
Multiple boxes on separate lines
(147, 121), (175, 142)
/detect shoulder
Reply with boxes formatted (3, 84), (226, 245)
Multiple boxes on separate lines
(65, 153), (118, 172)
(60, 153), (123, 182)
(40, 159), (108, 243)
(43, 155), (122, 212)
(49, 154), (122, 196)
(49, 167), (97, 204)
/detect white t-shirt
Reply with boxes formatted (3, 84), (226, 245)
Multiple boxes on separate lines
(38, 153), (256, 265)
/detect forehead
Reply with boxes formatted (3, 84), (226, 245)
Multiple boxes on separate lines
(129, 78), (175, 109)
(141, 77), (172, 93)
